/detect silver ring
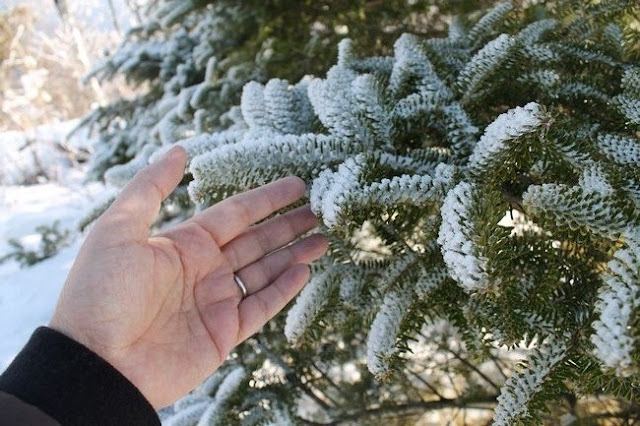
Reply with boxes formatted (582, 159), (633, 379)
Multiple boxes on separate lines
(233, 274), (248, 299)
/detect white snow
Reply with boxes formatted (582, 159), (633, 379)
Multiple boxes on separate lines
(596, 133), (640, 166)
(456, 33), (516, 96)
(591, 231), (640, 376)
(468, 102), (543, 172)
(0, 122), (106, 371)
(366, 290), (413, 376)
(437, 181), (490, 292)
(284, 268), (334, 342)
(493, 337), (567, 425)
(195, 366), (246, 426)
(0, 120), (91, 186)
(578, 164), (615, 195)
(317, 156), (364, 228)
(0, 242), (81, 369)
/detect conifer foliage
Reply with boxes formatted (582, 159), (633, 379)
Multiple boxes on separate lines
(89, 1), (640, 424)
(78, 0), (457, 181)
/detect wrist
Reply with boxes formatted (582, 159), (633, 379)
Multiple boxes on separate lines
(48, 316), (103, 360)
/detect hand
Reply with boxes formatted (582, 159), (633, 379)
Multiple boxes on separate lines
(49, 146), (328, 408)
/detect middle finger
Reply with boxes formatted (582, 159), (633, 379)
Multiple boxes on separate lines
(222, 205), (318, 271)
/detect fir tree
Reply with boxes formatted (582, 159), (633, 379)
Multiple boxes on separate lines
(90, 1), (640, 424)
(77, 0), (477, 182)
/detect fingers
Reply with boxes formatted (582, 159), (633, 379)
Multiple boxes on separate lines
(196, 232), (327, 304)
(236, 264), (311, 342)
(189, 176), (306, 247)
(100, 146), (186, 241)
(235, 234), (327, 295)
(221, 205), (319, 271)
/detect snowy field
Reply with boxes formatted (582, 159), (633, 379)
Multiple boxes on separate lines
(0, 121), (106, 369)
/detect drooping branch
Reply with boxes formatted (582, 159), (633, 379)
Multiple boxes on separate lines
(298, 395), (498, 425)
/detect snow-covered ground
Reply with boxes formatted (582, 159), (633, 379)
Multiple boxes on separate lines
(0, 121), (106, 370)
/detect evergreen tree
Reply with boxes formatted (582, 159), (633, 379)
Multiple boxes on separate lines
(78, 0), (478, 182)
(87, 1), (640, 424)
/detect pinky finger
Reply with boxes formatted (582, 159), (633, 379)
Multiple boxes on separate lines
(236, 264), (310, 343)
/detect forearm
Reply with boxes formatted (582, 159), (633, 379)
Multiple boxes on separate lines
(0, 327), (160, 426)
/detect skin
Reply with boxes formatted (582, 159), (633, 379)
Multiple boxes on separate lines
(48, 146), (328, 409)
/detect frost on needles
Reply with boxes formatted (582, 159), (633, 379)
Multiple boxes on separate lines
(94, 1), (640, 423)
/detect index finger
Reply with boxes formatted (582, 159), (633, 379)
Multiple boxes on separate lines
(97, 146), (186, 244)
(189, 176), (306, 247)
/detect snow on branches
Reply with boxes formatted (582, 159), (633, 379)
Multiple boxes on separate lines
(284, 267), (337, 343)
(366, 290), (413, 377)
(596, 133), (640, 166)
(104, 145), (157, 188)
(164, 366), (247, 426)
(310, 156), (365, 229)
(437, 182), (490, 292)
(466, 2), (513, 48)
(493, 336), (567, 425)
(90, 1), (640, 422)
(467, 102), (545, 173)
(366, 266), (449, 377)
(310, 157), (455, 229)
(591, 230), (640, 376)
(457, 34), (516, 103)
(522, 165), (638, 240)
(188, 133), (364, 201)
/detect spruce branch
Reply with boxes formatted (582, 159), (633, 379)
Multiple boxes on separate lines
(437, 182), (490, 292)
(493, 336), (568, 425)
(445, 346), (501, 392)
(591, 229), (640, 377)
(298, 395), (498, 426)
(253, 340), (334, 412)
(522, 166), (639, 240)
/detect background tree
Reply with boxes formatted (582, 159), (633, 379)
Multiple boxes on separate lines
(0, 1), (127, 132)
(84, 0), (640, 424)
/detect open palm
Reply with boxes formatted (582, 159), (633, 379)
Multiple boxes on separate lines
(49, 147), (327, 409)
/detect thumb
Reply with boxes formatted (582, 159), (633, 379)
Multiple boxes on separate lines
(98, 146), (186, 242)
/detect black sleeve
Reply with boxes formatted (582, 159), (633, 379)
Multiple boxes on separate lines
(0, 327), (160, 426)
(0, 390), (60, 425)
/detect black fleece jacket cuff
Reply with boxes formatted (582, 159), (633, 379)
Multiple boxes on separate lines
(0, 327), (160, 426)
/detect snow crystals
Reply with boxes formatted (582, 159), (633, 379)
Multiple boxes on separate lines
(310, 156), (365, 228)
(522, 166), (633, 240)
(366, 290), (414, 377)
(493, 337), (567, 425)
(591, 230), (640, 376)
(284, 268), (336, 342)
(457, 33), (516, 100)
(163, 366), (247, 426)
(437, 182), (490, 292)
(310, 158), (456, 229)
(468, 102), (544, 172)
(596, 133), (640, 166)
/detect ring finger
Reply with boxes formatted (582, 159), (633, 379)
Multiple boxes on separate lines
(235, 233), (328, 296)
